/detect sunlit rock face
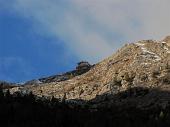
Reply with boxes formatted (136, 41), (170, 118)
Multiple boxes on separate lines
(8, 35), (170, 108)
(163, 36), (170, 47)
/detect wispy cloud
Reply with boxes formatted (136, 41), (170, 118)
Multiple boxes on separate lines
(5, 0), (170, 62)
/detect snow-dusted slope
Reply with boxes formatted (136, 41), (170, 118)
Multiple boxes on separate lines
(12, 36), (168, 101)
(8, 36), (170, 109)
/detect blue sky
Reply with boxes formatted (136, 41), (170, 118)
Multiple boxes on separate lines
(0, 7), (79, 82)
(0, 0), (170, 82)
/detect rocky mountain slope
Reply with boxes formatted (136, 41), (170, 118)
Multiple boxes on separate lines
(9, 36), (170, 108)
(23, 61), (92, 85)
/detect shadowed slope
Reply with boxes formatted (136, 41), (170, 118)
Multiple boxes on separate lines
(1, 87), (170, 127)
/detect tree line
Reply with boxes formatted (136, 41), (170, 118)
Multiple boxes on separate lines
(0, 87), (170, 127)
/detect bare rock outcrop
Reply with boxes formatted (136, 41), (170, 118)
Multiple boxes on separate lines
(9, 36), (170, 108)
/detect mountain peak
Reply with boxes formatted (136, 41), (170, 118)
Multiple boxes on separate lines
(8, 36), (170, 108)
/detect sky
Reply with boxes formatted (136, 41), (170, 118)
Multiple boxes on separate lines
(0, 0), (170, 83)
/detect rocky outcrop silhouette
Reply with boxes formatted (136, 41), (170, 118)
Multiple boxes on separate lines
(23, 61), (92, 85)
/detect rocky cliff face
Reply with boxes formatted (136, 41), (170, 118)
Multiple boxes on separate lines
(9, 36), (170, 108)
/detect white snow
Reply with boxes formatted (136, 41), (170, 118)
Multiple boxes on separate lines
(141, 50), (161, 61)
(164, 46), (169, 50)
(135, 42), (161, 61)
(17, 82), (26, 85)
(37, 79), (43, 84)
(161, 41), (167, 44)
(161, 41), (170, 53)
(153, 55), (162, 61)
(135, 42), (145, 46)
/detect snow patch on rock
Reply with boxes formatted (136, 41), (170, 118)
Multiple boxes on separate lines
(161, 41), (170, 53)
(135, 42), (161, 61)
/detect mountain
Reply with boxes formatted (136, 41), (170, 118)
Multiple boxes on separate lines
(2, 36), (170, 127)
(8, 36), (170, 109)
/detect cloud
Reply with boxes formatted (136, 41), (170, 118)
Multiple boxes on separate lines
(6, 0), (170, 62)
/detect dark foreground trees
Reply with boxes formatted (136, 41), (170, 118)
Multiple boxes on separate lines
(0, 88), (170, 127)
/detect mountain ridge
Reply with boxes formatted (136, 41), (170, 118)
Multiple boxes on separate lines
(5, 35), (170, 108)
